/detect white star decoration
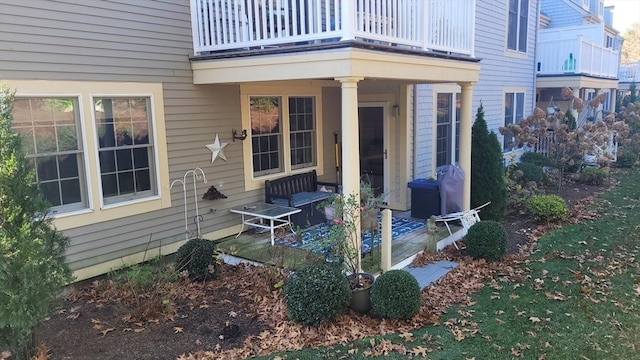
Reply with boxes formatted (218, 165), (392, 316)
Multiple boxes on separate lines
(205, 134), (228, 163)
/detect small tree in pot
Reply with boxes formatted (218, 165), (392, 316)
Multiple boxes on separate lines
(318, 180), (384, 313)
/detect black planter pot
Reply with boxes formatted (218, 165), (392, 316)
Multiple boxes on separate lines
(347, 273), (375, 313)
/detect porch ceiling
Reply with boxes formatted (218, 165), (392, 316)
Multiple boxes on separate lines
(191, 47), (480, 85)
(536, 75), (619, 90)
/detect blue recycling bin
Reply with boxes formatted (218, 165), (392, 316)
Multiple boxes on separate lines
(407, 179), (441, 219)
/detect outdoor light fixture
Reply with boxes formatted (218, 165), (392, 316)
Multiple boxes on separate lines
(232, 129), (248, 141)
(393, 105), (400, 117)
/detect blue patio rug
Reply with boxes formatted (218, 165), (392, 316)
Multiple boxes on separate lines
(274, 216), (426, 255)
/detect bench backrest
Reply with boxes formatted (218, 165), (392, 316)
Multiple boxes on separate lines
(265, 170), (318, 202)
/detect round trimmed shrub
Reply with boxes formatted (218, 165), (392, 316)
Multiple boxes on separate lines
(520, 152), (556, 168)
(284, 265), (350, 327)
(616, 151), (636, 168)
(175, 238), (218, 281)
(465, 221), (507, 262)
(578, 167), (607, 185)
(370, 270), (421, 320)
(512, 162), (546, 185)
(527, 194), (568, 222)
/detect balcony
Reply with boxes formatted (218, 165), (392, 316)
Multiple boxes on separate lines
(536, 35), (619, 79)
(619, 62), (640, 83)
(190, 0), (474, 57)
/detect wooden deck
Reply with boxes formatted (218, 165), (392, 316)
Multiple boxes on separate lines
(214, 213), (459, 274)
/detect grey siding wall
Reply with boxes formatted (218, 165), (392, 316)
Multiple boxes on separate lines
(473, 0), (538, 136)
(0, 0), (257, 272)
(541, 0), (584, 28)
(414, 0), (538, 177)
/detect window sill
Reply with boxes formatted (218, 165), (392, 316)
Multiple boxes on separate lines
(52, 195), (170, 231)
(503, 50), (528, 60)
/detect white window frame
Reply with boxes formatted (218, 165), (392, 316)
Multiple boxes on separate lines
(506, 0), (529, 54)
(240, 85), (324, 191)
(5, 80), (171, 231)
(431, 84), (461, 172)
(11, 96), (89, 214)
(503, 89), (526, 152)
(92, 96), (157, 206)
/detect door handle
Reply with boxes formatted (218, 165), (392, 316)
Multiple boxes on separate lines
(384, 149), (387, 159)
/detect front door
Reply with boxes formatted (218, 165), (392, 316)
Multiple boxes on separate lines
(358, 105), (388, 201)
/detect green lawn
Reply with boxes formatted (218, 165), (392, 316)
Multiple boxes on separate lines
(261, 167), (640, 359)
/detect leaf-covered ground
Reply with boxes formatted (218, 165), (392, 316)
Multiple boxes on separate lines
(30, 170), (636, 360)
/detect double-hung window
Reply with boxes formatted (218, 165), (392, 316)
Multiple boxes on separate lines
(7, 80), (170, 231)
(435, 93), (461, 167)
(11, 98), (87, 212)
(249, 95), (317, 178)
(504, 92), (525, 151)
(94, 97), (155, 204)
(507, 0), (528, 53)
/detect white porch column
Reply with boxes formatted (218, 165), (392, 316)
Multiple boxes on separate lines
(610, 88), (617, 113)
(337, 76), (364, 272)
(459, 82), (474, 211)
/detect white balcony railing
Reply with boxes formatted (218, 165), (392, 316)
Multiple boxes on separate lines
(536, 36), (619, 78)
(619, 62), (640, 82)
(190, 0), (474, 57)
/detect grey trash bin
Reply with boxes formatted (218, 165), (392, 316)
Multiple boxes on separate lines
(436, 165), (465, 215)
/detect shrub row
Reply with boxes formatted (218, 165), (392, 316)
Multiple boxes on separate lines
(284, 266), (422, 326)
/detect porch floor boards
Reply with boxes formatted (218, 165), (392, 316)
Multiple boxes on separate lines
(214, 215), (459, 273)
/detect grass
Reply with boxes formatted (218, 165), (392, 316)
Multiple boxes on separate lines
(261, 167), (640, 359)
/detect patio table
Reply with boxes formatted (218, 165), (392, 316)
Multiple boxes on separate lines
(230, 203), (302, 245)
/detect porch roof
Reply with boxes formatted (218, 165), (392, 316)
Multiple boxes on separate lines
(536, 74), (619, 89)
(191, 41), (480, 85)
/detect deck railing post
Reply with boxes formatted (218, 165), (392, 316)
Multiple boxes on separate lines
(380, 209), (392, 271)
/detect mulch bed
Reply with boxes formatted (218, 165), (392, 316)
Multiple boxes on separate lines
(27, 178), (613, 360)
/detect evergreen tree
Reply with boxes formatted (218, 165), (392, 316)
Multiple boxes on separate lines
(471, 104), (506, 221)
(0, 84), (73, 359)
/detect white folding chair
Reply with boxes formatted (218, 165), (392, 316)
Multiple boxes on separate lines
(434, 202), (490, 249)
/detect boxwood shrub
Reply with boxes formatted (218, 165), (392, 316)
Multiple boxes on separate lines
(284, 264), (350, 327)
(175, 238), (218, 281)
(465, 221), (507, 262)
(520, 152), (556, 168)
(512, 162), (546, 185)
(527, 194), (568, 222)
(370, 270), (421, 320)
(578, 167), (607, 185)
(616, 151), (636, 168)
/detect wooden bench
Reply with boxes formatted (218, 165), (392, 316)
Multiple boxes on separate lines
(264, 170), (339, 227)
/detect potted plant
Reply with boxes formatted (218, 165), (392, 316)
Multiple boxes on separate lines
(317, 179), (385, 313)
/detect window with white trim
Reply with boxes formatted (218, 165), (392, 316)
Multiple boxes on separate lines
(249, 95), (317, 177)
(504, 92), (525, 151)
(94, 97), (155, 204)
(507, 0), (528, 53)
(435, 93), (461, 167)
(11, 97), (88, 212)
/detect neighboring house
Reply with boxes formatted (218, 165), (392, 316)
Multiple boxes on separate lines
(618, 61), (640, 98)
(536, 0), (623, 121)
(413, 0), (540, 176)
(1, 0), (482, 281)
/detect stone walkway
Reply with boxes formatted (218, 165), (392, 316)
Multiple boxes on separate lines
(403, 260), (458, 288)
